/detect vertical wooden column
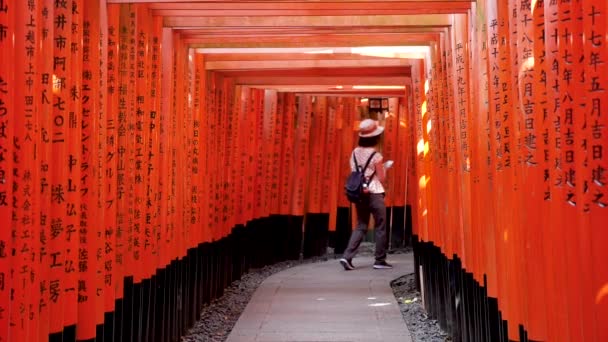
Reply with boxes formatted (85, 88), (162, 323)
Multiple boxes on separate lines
(570, 2), (594, 341)
(557, 2), (583, 341)
(195, 54), (210, 242)
(77, 1), (101, 339)
(148, 13), (163, 287)
(232, 85), (245, 227)
(412, 60), (429, 242)
(0, 2), (12, 340)
(516, 1), (548, 340)
(424, 45), (439, 251)
(531, 1), (559, 340)
(133, 3), (149, 283)
(271, 92), (284, 216)
(396, 94), (410, 238)
(279, 93), (296, 218)
(116, 0), (126, 303)
(338, 98), (356, 230)
(104, 2), (119, 317)
(66, 0), (83, 331)
(192, 53), (205, 240)
(49, 0), (72, 334)
(37, 2), (54, 340)
(11, 1), (38, 339)
(443, 33), (454, 258)
(507, 0), (527, 335)
(383, 98), (398, 210)
(485, 0), (512, 333)
(307, 96), (326, 215)
(584, 1), (608, 341)
(95, 0), (108, 331)
(451, 13), (472, 274)
(325, 98), (339, 231)
(293, 96), (312, 218)
(543, 2), (570, 341)
(263, 90), (277, 219)
(470, 0), (498, 301)
(243, 88), (255, 224)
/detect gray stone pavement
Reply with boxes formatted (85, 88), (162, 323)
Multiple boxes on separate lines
(227, 253), (414, 342)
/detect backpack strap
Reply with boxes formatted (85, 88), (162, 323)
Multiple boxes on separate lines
(361, 151), (377, 173)
(352, 152), (361, 172)
(361, 151), (377, 185)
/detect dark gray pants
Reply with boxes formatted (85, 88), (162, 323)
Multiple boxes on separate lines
(343, 193), (387, 262)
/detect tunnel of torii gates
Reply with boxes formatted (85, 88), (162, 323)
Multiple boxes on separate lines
(0, 0), (606, 341)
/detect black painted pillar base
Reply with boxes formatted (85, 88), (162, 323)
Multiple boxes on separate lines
(44, 215), (313, 342)
(413, 235), (531, 342)
(333, 206), (352, 255)
(303, 213), (329, 259)
(286, 215), (303, 260)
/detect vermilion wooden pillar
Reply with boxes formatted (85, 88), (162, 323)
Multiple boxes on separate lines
(543, 1), (570, 341)
(279, 93), (296, 218)
(49, 0), (72, 334)
(38, 2), (54, 341)
(292, 95), (312, 218)
(77, 1), (101, 339)
(0, 2), (12, 341)
(105, 2), (120, 314)
(451, 14), (471, 272)
(11, 0), (38, 339)
(66, 0), (83, 330)
(517, 1), (548, 340)
(557, 2), (584, 341)
(584, 1), (608, 341)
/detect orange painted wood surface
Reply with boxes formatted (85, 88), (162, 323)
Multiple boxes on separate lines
(584, 1), (608, 341)
(2, 1), (607, 341)
(37, 2), (54, 340)
(0, 1), (12, 340)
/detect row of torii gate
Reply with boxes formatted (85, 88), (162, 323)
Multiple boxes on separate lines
(0, 1), (607, 342)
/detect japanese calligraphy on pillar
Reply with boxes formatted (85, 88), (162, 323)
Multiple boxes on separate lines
(64, 0), (83, 328)
(252, 88), (264, 219)
(244, 88), (256, 221)
(583, 2), (608, 341)
(450, 14), (471, 268)
(115, 3), (131, 295)
(159, 26), (173, 264)
(558, 2), (586, 341)
(279, 93), (295, 216)
(77, 2), (100, 339)
(10, 1), (39, 339)
(260, 89), (275, 217)
(148, 16), (162, 263)
(517, 0), (548, 340)
(234, 86), (247, 225)
(104, 3), (119, 310)
(133, 5), (149, 279)
(325, 98), (339, 227)
(49, 0), (73, 333)
(308, 96), (326, 214)
(271, 92), (283, 215)
(0, 0), (11, 339)
(584, 2), (607, 210)
(94, 0), (107, 327)
(37, 1), (54, 339)
(292, 96), (311, 216)
(191, 51), (203, 239)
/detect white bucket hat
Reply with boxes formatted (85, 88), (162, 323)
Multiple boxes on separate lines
(358, 119), (384, 138)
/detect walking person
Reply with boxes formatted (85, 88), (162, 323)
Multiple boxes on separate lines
(340, 119), (392, 270)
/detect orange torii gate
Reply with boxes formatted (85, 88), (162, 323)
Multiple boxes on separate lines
(0, 1), (607, 342)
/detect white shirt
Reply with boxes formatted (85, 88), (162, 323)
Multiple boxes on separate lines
(350, 147), (385, 194)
